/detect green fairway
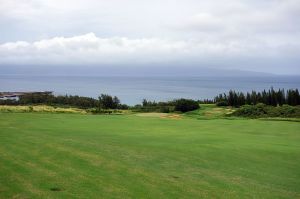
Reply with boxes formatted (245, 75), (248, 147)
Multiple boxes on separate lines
(0, 113), (300, 198)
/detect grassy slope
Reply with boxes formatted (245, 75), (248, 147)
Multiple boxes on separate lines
(184, 104), (235, 119)
(0, 113), (300, 198)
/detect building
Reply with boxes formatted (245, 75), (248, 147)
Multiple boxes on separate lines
(0, 91), (53, 101)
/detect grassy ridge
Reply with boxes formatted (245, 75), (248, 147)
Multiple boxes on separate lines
(0, 113), (300, 198)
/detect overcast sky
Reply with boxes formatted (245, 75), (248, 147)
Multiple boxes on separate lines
(0, 0), (300, 75)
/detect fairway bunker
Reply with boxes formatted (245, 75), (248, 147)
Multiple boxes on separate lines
(135, 113), (168, 117)
(135, 113), (182, 119)
(50, 187), (63, 192)
(160, 114), (182, 119)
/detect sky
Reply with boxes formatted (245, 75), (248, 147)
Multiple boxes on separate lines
(0, 0), (300, 75)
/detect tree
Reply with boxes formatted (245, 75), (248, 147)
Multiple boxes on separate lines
(98, 94), (120, 109)
(246, 92), (251, 105)
(174, 99), (200, 112)
(213, 88), (300, 107)
(112, 96), (120, 109)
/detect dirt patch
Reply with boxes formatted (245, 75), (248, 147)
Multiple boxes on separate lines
(135, 113), (182, 119)
(204, 112), (213, 116)
(212, 108), (223, 111)
(160, 114), (182, 120)
(135, 113), (169, 117)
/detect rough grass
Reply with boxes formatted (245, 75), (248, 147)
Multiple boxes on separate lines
(0, 113), (300, 198)
(185, 104), (236, 119)
(0, 105), (131, 115)
(0, 105), (88, 114)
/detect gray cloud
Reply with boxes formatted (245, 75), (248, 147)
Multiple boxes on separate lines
(0, 0), (299, 74)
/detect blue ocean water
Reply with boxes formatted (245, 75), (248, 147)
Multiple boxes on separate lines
(1, 75), (299, 105)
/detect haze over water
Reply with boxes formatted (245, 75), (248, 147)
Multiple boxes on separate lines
(1, 75), (299, 105)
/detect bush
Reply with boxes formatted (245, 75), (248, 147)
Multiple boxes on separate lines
(216, 101), (228, 106)
(232, 104), (300, 118)
(117, 104), (129, 110)
(133, 99), (198, 113)
(98, 94), (120, 109)
(28, 106), (33, 112)
(174, 99), (200, 113)
(89, 108), (123, 114)
(160, 106), (170, 113)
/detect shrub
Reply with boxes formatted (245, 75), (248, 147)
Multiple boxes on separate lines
(232, 104), (300, 118)
(174, 99), (200, 113)
(216, 101), (228, 107)
(29, 106), (33, 112)
(160, 106), (170, 113)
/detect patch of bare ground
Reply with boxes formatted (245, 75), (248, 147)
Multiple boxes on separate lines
(135, 113), (182, 119)
(160, 114), (182, 120)
(135, 113), (169, 117)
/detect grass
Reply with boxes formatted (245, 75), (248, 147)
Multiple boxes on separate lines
(185, 104), (236, 119)
(0, 105), (130, 115)
(0, 112), (300, 198)
(0, 105), (88, 114)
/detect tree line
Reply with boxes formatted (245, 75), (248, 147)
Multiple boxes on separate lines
(134, 98), (199, 113)
(0, 93), (200, 113)
(1, 88), (299, 112)
(214, 88), (300, 107)
(0, 93), (128, 110)
(233, 103), (300, 118)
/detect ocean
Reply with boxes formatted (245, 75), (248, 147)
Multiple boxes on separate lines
(1, 75), (300, 105)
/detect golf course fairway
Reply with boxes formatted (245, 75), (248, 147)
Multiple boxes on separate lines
(0, 113), (299, 198)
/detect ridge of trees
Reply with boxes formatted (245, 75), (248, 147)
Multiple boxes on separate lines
(0, 88), (299, 113)
(0, 93), (128, 110)
(136, 98), (200, 113)
(215, 88), (300, 107)
(232, 103), (300, 118)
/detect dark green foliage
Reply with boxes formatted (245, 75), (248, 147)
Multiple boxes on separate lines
(98, 94), (120, 109)
(216, 101), (228, 106)
(2, 87), (299, 111)
(159, 106), (171, 113)
(16, 93), (98, 108)
(0, 99), (19, 105)
(117, 104), (129, 110)
(215, 88), (300, 107)
(133, 99), (175, 113)
(0, 93), (127, 110)
(215, 90), (246, 107)
(174, 99), (200, 113)
(198, 99), (214, 104)
(89, 108), (122, 114)
(134, 98), (200, 113)
(28, 106), (33, 112)
(287, 89), (300, 106)
(232, 104), (300, 118)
